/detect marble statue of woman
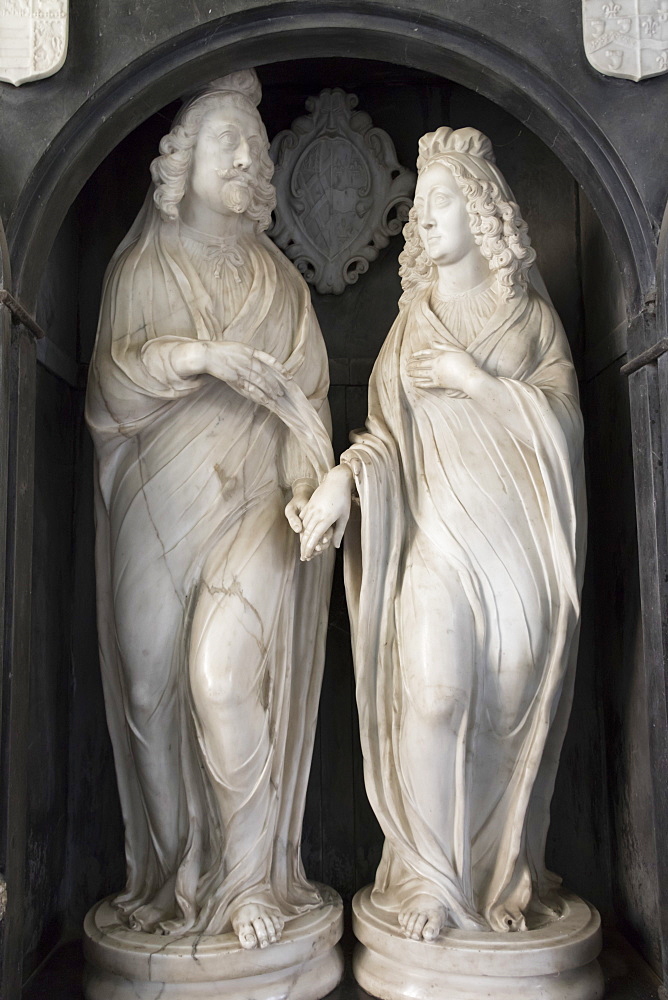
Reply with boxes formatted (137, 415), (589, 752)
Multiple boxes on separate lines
(300, 127), (589, 967)
(85, 69), (338, 962)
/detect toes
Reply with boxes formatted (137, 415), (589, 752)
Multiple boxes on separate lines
(252, 917), (270, 948)
(401, 909), (441, 941)
(423, 916), (441, 941)
(264, 915), (280, 943)
(238, 922), (258, 950)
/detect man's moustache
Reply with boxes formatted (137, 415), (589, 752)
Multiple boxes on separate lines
(216, 168), (251, 185)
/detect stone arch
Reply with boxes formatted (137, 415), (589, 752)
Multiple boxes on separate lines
(6, 2), (655, 325)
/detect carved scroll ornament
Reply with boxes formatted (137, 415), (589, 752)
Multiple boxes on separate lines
(269, 89), (415, 295)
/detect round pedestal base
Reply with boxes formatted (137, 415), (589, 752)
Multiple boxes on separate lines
(352, 885), (604, 1000)
(83, 887), (344, 1000)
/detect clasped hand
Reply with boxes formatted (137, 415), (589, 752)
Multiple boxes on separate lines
(285, 465), (353, 561)
(406, 343), (479, 393)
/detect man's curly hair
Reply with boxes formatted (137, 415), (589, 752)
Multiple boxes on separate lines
(150, 70), (276, 232)
(398, 127), (536, 303)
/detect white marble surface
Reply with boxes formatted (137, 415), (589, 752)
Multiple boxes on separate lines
(583, 0), (668, 81)
(83, 888), (343, 1000)
(353, 886), (604, 1000)
(299, 126), (593, 995)
(84, 67), (341, 998)
(0, 0), (68, 86)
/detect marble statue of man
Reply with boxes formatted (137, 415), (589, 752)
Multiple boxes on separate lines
(85, 70), (335, 951)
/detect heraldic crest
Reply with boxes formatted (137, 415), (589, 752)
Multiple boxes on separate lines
(0, 0), (68, 86)
(269, 88), (415, 295)
(583, 0), (668, 80)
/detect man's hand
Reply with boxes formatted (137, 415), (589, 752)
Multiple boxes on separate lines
(285, 480), (316, 534)
(160, 340), (290, 405)
(407, 345), (479, 393)
(207, 343), (289, 405)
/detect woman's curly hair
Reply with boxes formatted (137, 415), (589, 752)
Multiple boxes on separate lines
(150, 71), (276, 232)
(398, 127), (536, 303)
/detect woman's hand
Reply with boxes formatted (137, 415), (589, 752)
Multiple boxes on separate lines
(407, 345), (479, 393)
(299, 465), (354, 561)
(285, 480), (316, 535)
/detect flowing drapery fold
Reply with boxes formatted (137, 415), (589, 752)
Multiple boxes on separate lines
(343, 285), (585, 930)
(86, 208), (334, 935)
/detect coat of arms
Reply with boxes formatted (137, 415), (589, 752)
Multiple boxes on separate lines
(0, 0), (68, 86)
(269, 89), (415, 295)
(583, 0), (668, 80)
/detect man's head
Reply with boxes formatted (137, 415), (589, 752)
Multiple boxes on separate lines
(150, 69), (276, 230)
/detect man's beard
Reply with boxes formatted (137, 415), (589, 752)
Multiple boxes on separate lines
(218, 169), (254, 215)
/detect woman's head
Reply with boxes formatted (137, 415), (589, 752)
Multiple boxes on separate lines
(150, 69), (276, 231)
(399, 127), (536, 301)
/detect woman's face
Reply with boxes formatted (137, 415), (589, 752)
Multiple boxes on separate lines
(414, 162), (478, 266)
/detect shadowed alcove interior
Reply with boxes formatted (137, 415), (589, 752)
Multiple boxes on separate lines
(24, 55), (655, 990)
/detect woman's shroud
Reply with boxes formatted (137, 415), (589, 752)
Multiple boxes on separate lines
(343, 285), (585, 931)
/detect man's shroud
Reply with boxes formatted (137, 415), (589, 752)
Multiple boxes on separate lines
(86, 206), (334, 936)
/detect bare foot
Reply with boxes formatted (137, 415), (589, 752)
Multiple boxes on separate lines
(398, 894), (447, 941)
(232, 901), (285, 950)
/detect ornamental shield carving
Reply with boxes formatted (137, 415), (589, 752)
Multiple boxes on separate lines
(269, 89), (415, 294)
(583, 0), (668, 80)
(0, 0), (68, 86)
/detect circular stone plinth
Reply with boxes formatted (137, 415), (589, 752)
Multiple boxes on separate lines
(352, 885), (604, 1000)
(83, 886), (344, 1000)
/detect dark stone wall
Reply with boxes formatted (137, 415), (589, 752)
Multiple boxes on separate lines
(578, 195), (662, 971)
(22, 57), (659, 987)
(24, 365), (76, 975)
(23, 221), (80, 976)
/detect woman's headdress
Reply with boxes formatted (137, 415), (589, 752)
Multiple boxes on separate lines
(415, 127), (516, 205)
(417, 126), (495, 171)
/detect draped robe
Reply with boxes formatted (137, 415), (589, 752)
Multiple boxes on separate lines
(86, 210), (334, 935)
(343, 282), (585, 931)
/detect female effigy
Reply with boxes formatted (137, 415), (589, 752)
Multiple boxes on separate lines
(300, 126), (603, 1000)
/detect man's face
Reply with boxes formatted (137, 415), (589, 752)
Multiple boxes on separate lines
(187, 102), (263, 218)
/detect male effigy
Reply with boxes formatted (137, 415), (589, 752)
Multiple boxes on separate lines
(83, 69), (343, 1000)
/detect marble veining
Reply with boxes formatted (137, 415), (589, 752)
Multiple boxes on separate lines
(298, 126), (601, 1000)
(83, 68), (342, 1000)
